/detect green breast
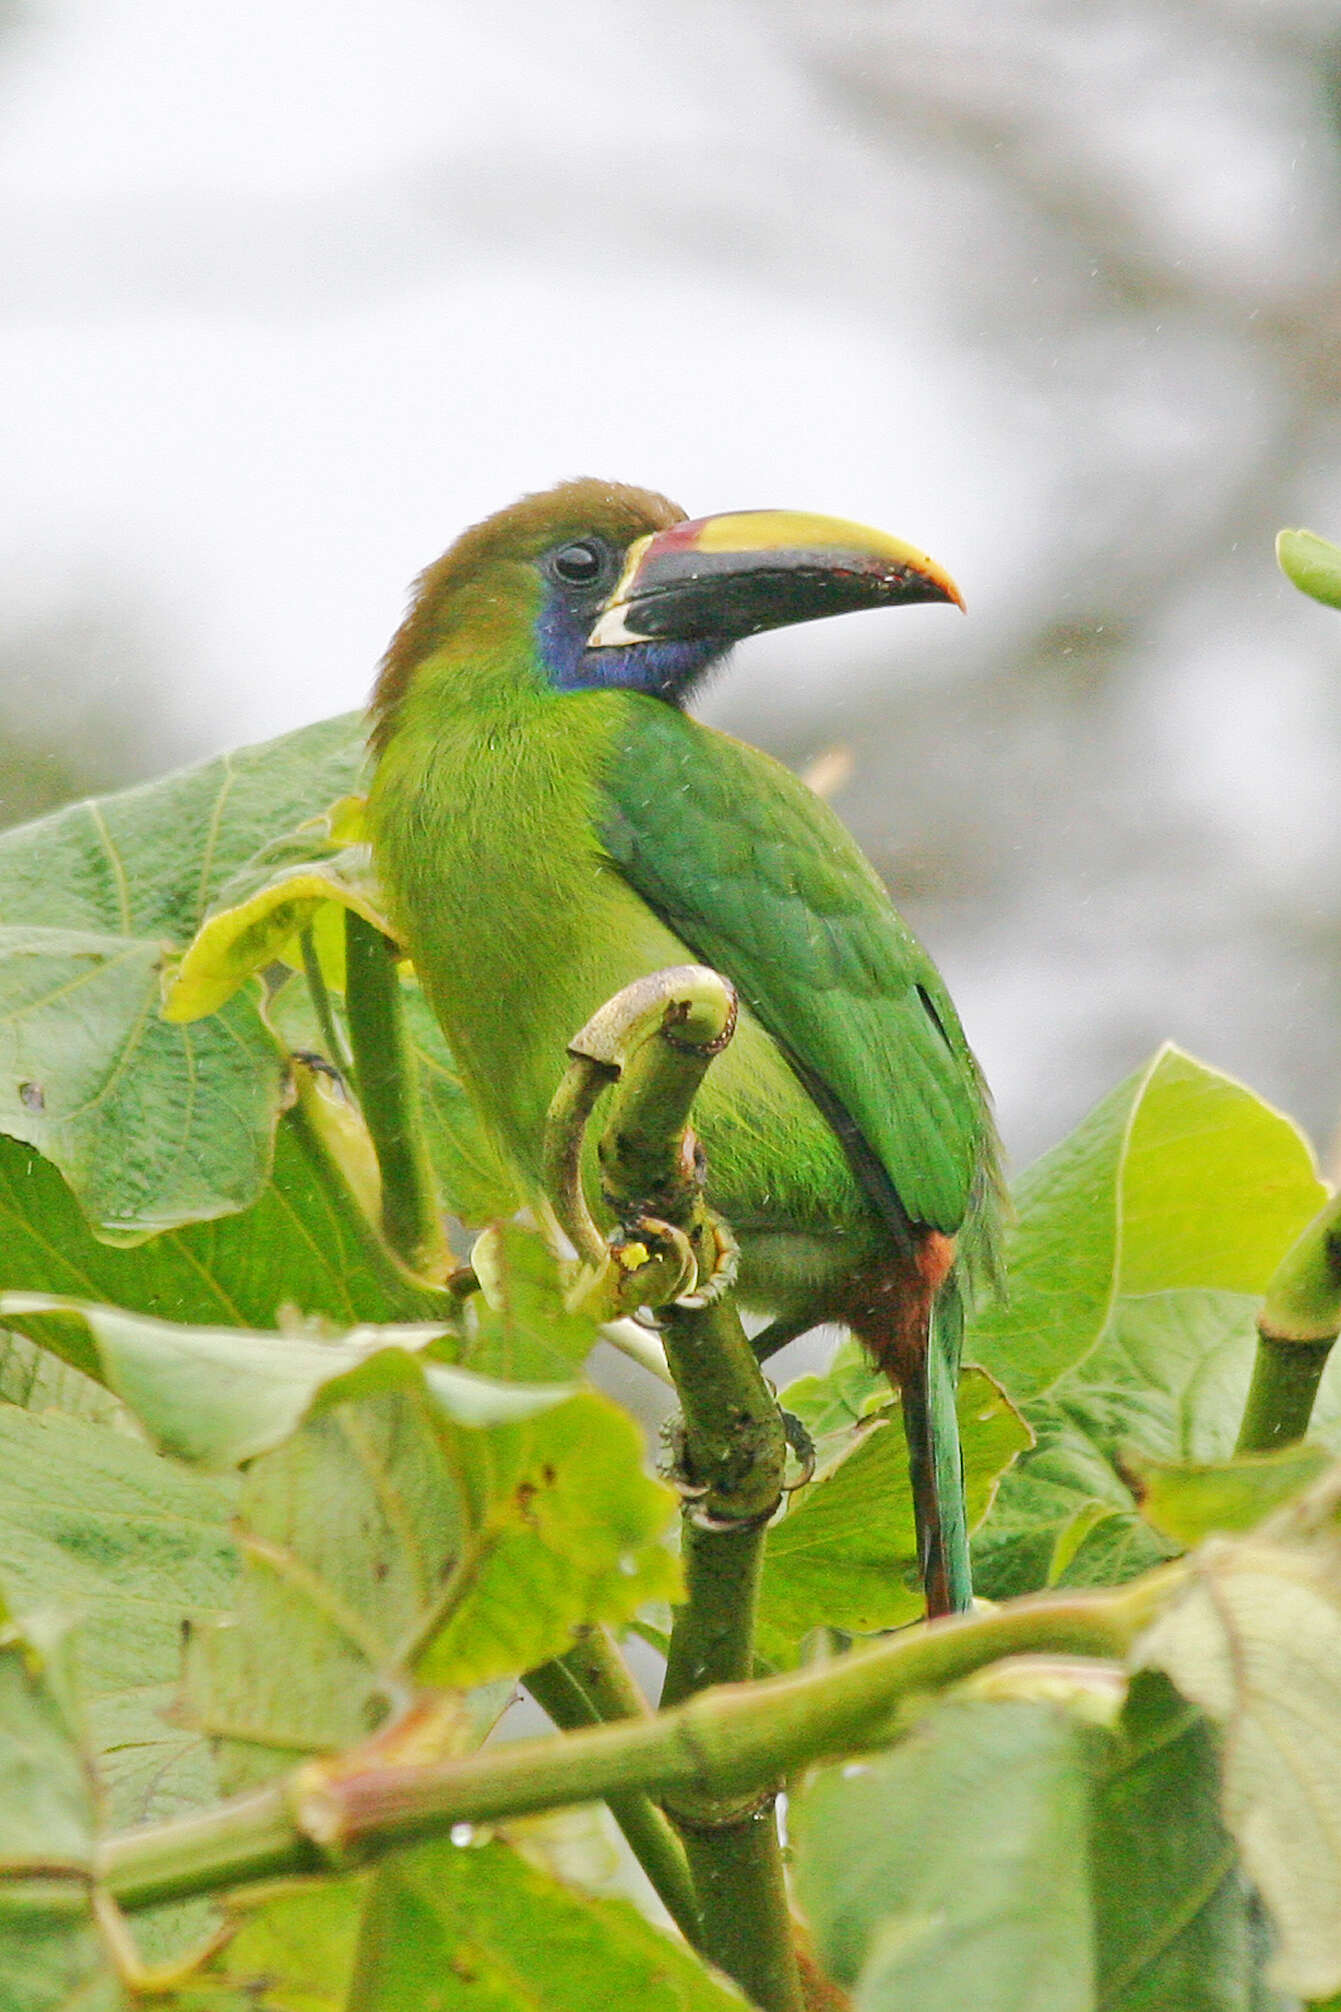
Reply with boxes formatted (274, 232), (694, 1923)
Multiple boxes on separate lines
(367, 679), (883, 1315)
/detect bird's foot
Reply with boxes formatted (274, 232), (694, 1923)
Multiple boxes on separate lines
(779, 1408), (816, 1491)
(604, 1209), (738, 1326)
(670, 1211), (740, 1310)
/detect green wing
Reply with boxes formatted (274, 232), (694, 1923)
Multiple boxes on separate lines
(598, 698), (1000, 1262)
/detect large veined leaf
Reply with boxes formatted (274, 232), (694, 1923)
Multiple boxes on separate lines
(758, 1362), (1029, 1652)
(1139, 1493), (1341, 2002)
(0, 1115), (439, 1335)
(168, 1877), (367, 2010)
(973, 1290), (1258, 1599)
(0, 1406), (241, 1922)
(792, 1696), (1102, 2010)
(0, 714), (367, 945)
(0, 1294), (560, 1467)
(769, 1052), (1331, 1607)
(0, 926), (281, 1240)
(0, 1606), (126, 2012)
(348, 1837), (742, 2010)
(793, 1674), (1268, 2012)
(159, 1835), (746, 2010)
(960, 1050), (1334, 1598)
(977, 1288), (1341, 1600)
(183, 1377), (678, 1786)
(0, 713), (366, 1236)
(4, 1289), (676, 1781)
(968, 1045), (1326, 1408)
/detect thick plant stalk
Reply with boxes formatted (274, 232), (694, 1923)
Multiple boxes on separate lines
(1237, 1192), (1341, 1453)
(547, 966), (795, 2011)
(343, 910), (450, 1280)
(284, 1078), (447, 1316)
(95, 1570), (1179, 1914)
(656, 1288), (796, 2012)
(523, 1654), (702, 1945)
(299, 922), (354, 1078)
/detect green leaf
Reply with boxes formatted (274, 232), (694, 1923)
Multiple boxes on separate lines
(1277, 528), (1341, 611)
(464, 1221), (601, 1382)
(0, 1116), (438, 1331)
(1, 1294), (562, 1469)
(1139, 1508), (1341, 2001)
(0, 714), (367, 945)
(0, 1607), (125, 2011)
(174, 1373), (678, 1781)
(0, 1407), (239, 1833)
(163, 845), (391, 1023)
(0, 1599), (91, 1867)
(968, 1047), (1325, 1407)
(1092, 1672), (1266, 2012)
(1045, 1290), (1267, 1462)
(412, 1391), (680, 1688)
(978, 1286), (1341, 1600)
(349, 1836), (741, 2010)
(974, 1290), (1266, 1599)
(0, 714), (367, 1236)
(780, 1334), (887, 1455)
(0, 925), (282, 1239)
(966, 1049), (1329, 1600)
(971, 1424), (1167, 1600)
(792, 1697), (1103, 2008)
(758, 1368), (1029, 1649)
(793, 1674), (1271, 2012)
(178, 1876), (367, 2010)
(1130, 1443), (1333, 1548)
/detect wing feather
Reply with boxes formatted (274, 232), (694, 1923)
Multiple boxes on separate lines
(598, 699), (1000, 1261)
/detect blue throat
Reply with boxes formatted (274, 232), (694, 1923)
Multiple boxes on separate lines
(535, 589), (721, 705)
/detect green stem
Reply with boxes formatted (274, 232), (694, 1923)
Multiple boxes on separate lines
(1236, 1338), (1335, 1453)
(562, 1625), (651, 1723)
(678, 1803), (800, 2012)
(101, 1784), (323, 1909)
(299, 924), (353, 1078)
(96, 1569), (1179, 1915)
(284, 1093), (448, 1318)
(525, 1656), (702, 1945)
(566, 968), (795, 2004)
(658, 1298), (780, 1710)
(343, 910), (449, 1280)
(1236, 1192), (1341, 1452)
(643, 1243), (786, 1998)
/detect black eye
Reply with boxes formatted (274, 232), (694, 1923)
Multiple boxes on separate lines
(550, 539), (606, 586)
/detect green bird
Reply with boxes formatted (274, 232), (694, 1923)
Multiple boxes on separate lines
(367, 479), (1003, 1618)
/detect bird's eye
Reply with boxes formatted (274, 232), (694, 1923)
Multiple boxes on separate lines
(550, 539), (606, 587)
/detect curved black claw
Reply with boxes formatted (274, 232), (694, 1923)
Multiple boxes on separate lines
(780, 1409), (816, 1492)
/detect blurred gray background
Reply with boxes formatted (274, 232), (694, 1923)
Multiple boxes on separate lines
(3, 0), (1340, 1174)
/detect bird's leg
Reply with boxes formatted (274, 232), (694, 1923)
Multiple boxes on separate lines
(747, 1312), (818, 1363)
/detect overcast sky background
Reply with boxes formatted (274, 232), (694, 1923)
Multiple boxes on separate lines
(3, 0), (1341, 1172)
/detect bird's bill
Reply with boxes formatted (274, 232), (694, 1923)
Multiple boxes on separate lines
(586, 508), (964, 649)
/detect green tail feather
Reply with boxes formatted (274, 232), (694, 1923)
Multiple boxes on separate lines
(900, 1277), (972, 1617)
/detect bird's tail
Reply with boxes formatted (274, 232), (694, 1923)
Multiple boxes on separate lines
(845, 1234), (973, 1620)
(898, 1274), (971, 1618)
